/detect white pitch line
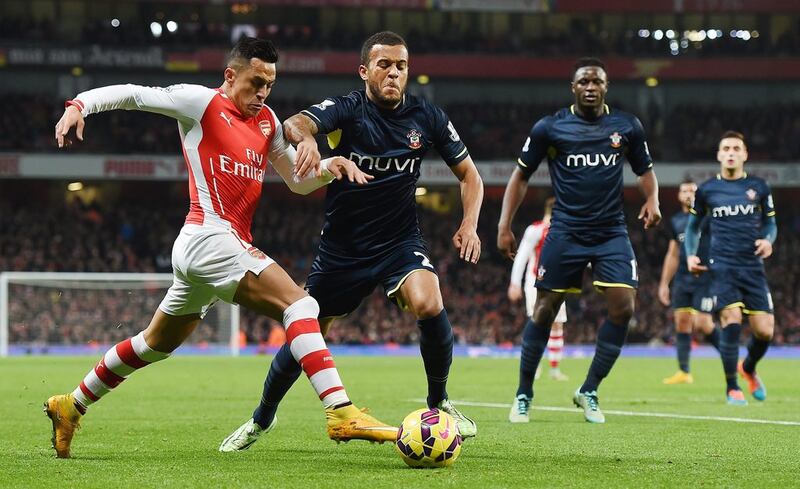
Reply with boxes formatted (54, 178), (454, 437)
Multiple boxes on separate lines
(409, 399), (800, 426)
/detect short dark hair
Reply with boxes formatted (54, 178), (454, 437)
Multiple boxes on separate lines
(720, 130), (746, 146)
(227, 37), (278, 70)
(360, 31), (407, 66)
(573, 57), (606, 75)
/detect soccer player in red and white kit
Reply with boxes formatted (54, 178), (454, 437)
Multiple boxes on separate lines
(45, 37), (396, 459)
(507, 198), (568, 423)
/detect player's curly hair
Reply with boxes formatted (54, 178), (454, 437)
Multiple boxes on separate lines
(361, 31), (407, 66)
(573, 57), (606, 75)
(227, 37), (279, 69)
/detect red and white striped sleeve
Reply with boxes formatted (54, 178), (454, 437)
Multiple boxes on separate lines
(67, 84), (215, 123)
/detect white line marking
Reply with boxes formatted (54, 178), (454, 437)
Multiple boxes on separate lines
(409, 399), (800, 426)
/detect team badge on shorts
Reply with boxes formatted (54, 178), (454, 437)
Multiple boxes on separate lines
(259, 120), (272, 138)
(247, 246), (267, 260)
(407, 129), (422, 149)
(746, 188), (757, 201)
(609, 132), (622, 148)
(537, 265), (546, 280)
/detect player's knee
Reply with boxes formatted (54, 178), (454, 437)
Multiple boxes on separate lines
(532, 301), (559, 327)
(283, 295), (321, 325)
(608, 300), (635, 325)
(720, 308), (742, 325)
(413, 298), (444, 320)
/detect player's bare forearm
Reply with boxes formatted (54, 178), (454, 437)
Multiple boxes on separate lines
(637, 170), (662, 229)
(660, 240), (680, 288)
(450, 158), (484, 263)
(284, 113), (319, 145)
(497, 167), (529, 259)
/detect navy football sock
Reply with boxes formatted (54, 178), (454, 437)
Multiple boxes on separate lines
(581, 318), (628, 393)
(418, 309), (454, 408)
(705, 326), (721, 352)
(252, 343), (302, 429)
(742, 336), (770, 374)
(516, 319), (551, 398)
(676, 332), (691, 373)
(719, 324), (741, 391)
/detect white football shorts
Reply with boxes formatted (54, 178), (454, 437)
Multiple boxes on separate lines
(159, 224), (275, 318)
(525, 282), (568, 323)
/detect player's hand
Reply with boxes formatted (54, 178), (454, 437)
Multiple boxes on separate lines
(55, 105), (85, 148)
(295, 136), (321, 179)
(453, 223), (481, 264)
(327, 157), (373, 184)
(638, 198), (662, 229)
(497, 227), (517, 260)
(508, 284), (522, 302)
(657, 283), (671, 306)
(687, 255), (708, 275)
(754, 239), (773, 259)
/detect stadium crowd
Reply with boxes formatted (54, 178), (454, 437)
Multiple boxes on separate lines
(2, 13), (799, 58)
(3, 189), (797, 348)
(3, 93), (800, 162)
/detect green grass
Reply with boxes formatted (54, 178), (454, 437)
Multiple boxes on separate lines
(1, 355), (798, 488)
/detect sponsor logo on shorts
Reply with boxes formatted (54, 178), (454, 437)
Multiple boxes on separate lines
(247, 246), (267, 260)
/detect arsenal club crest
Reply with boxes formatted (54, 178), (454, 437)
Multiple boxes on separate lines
(407, 129), (422, 150)
(259, 120), (272, 138)
(247, 246), (267, 260)
(746, 188), (757, 201)
(609, 132), (622, 148)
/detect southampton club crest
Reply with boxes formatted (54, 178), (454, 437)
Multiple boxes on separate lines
(746, 188), (758, 201)
(537, 265), (546, 280)
(407, 129), (422, 150)
(259, 120), (272, 138)
(609, 132), (622, 149)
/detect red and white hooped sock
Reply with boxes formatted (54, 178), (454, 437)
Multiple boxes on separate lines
(72, 331), (169, 412)
(284, 296), (349, 408)
(547, 332), (564, 369)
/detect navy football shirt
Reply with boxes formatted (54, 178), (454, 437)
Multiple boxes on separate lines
(670, 211), (710, 278)
(691, 174), (775, 268)
(517, 105), (653, 231)
(302, 90), (469, 257)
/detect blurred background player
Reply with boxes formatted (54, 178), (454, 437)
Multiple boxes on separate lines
(498, 58), (661, 424)
(659, 181), (721, 384)
(508, 197), (568, 424)
(220, 31), (483, 451)
(685, 130), (777, 406)
(43, 37), (395, 458)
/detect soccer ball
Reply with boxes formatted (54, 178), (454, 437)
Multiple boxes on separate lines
(395, 408), (462, 468)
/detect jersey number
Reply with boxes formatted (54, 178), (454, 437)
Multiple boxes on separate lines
(522, 137), (531, 152)
(631, 259), (638, 281)
(414, 252), (434, 269)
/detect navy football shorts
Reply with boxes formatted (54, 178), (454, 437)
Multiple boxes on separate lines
(534, 228), (638, 293)
(710, 266), (773, 314)
(305, 241), (436, 318)
(672, 274), (714, 314)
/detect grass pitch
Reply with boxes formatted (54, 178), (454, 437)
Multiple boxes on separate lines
(1, 355), (798, 488)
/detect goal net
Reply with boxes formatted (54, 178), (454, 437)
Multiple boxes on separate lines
(0, 272), (239, 357)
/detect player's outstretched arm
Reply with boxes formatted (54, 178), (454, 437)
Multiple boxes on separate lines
(658, 240), (680, 306)
(450, 157), (484, 264)
(497, 167), (529, 260)
(56, 84), (211, 148)
(284, 113), (321, 180)
(637, 170), (662, 229)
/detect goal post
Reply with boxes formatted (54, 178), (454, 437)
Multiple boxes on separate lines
(0, 272), (240, 357)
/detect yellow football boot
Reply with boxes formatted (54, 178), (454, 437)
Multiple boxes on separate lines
(662, 371), (694, 385)
(326, 404), (397, 444)
(43, 394), (82, 458)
